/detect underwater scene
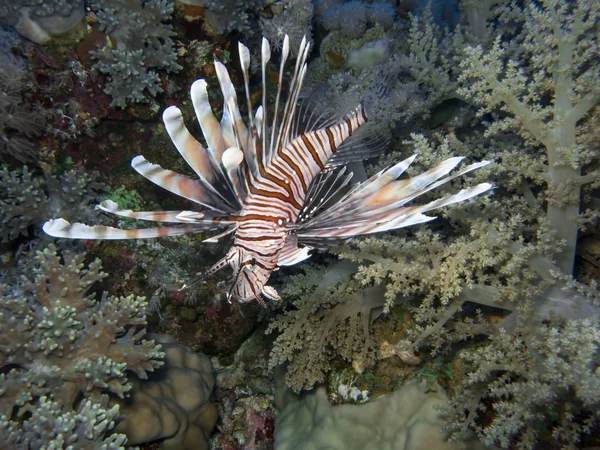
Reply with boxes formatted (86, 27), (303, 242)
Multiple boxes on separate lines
(1, 0), (599, 449)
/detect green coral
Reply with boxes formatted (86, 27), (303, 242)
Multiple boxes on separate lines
(89, 0), (182, 108)
(0, 166), (106, 243)
(0, 244), (163, 442)
(0, 396), (129, 449)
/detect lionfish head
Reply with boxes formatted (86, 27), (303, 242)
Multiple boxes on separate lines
(225, 245), (281, 306)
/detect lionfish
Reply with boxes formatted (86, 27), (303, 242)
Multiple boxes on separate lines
(43, 35), (491, 306)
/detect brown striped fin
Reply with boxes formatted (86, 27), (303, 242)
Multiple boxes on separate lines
(43, 219), (205, 240)
(238, 41), (255, 132)
(97, 200), (236, 225)
(364, 160), (491, 211)
(222, 147), (247, 203)
(130, 156), (228, 212)
(296, 155), (493, 246)
(267, 35), (290, 167)
(262, 286), (281, 302)
(202, 226), (237, 243)
(274, 36), (310, 153)
(297, 182), (492, 241)
(190, 79), (226, 161)
(278, 246), (311, 266)
(259, 37), (271, 171)
(215, 61), (249, 153)
(162, 105), (220, 186)
(306, 155), (484, 227)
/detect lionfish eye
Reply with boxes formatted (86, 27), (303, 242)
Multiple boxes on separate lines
(250, 257), (256, 266)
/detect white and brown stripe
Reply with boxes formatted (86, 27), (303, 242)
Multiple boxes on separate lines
(42, 33), (492, 307)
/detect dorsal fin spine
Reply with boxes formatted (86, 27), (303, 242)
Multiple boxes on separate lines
(276, 36), (309, 158)
(268, 34), (290, 167)
(238, 42), (256, 138)
(260, 38), (271, 173)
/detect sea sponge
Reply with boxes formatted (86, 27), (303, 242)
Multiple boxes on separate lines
(275, 380), (486, 450)
(113, 334), (217, 450)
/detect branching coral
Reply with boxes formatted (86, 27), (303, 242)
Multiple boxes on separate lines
(0, 166), (106, 243)
(337, 128), (600, 448)
(0, 245), (164, 412)
(90, 0), (182, 108)
(0, 244), (163, 446)
(320, 5), (599, 445)
(268, 261), (392, 392)
(458, 0), (600, 274)
(0, 396), (129, 449)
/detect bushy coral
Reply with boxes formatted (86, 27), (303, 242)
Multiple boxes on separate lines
(0, 245), (164, 411)
(443, 318), (600, 449)
(0, 166), (106, 243)
(268, 261), (393, 392)
(458, 0), (600, 275)
(0, 244), (163, 447)
(0, 396), (129, 449)
(328, 1), (600, 446)
(90, 0), (182, 108)
(331, 155), (594, 449)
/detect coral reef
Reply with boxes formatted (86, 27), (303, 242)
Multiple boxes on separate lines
(90, 0), (182, 108)
(268, 261), (391, 392)
(302, 2), (403, 154)
(0, 244), (163, 446)
(211, 328), (276, 450)
(444, 318), (600, 449)
(0, 1), (598, 449)
(332, 1), (600, 446)
(458, 0), (600, 274)
(320, 1), (395, 39)
(260, 0), (313, 53)
(0, 396), (128, 449)
(339, 133), (600, 447)
(0, 166), (106, 243)
(176, 0), (265, 36)
(0, 245), (164, 410)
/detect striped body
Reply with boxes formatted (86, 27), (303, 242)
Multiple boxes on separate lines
(42, 34), (492, 306)
(229, 220), (285, 302)
(229, 105), (368, 302)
